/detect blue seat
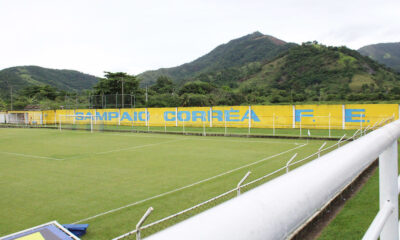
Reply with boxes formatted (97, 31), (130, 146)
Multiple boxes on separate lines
(62, 224), (89, 237)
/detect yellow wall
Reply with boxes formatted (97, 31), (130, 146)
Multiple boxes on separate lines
(295, 105), (343, 129)
(27, 111), (42, 124)
(148, 107), (176, 127)
(42, 110), (56, 124)
(8, 104), (399, 130)
(251, 105), (293, 129)
(210, 106), (250, 128)
(344, 104), (398, 129)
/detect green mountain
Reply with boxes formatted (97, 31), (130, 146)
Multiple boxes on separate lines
(139, 31), (296, 86)
(358, 42), (400, 72)
(180, 42), (400, 105)
(0, 65), (99, 97)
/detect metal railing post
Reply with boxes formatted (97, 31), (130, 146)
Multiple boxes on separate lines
(224, 115), (227, 136)
(182, 118), (185, 134)
(203, 119), (206, 136)
(352, 129), (361, 139)
(378, 141), (399, 239)
(286, 153), (298, 173)
(300, 120), (302, 137)
(371, 120), (379, 130)
(318, 142), (327, 158)
(248, 105), (251, 135)
(364, 125), (371, 135)
(329, 113), (331, 138)
(338, 134), (346, 148)
(136, 207), (154, 240)
(237, 171), (251, 196)
(273, 113), (275, 136)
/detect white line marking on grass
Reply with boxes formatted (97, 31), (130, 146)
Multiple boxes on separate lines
(0, 151), (64, 160)
(95, 138), (188, 155)
(73, 143), (307, 224)
(106, 132), (180, 139)
(105, 133), (304, 144)
(61, 130), (180, 139)
(192, 138), (300, 144)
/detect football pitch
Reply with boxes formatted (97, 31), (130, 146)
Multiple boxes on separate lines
(0, 128), (340, 239)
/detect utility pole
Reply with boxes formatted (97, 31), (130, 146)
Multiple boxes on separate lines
(10, 85), (13, 111)
(130, 92), (136, 108)
(145, 85), (148, 106)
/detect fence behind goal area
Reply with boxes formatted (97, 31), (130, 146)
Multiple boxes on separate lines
(110, 118), (394, 240)
(1, 104), (399, 138)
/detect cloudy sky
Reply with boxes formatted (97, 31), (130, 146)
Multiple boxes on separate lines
(0, 0), (399, 77)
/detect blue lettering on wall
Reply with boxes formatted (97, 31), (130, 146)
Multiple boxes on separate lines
(192, 111), (206, 121)
(120, 112), (133, 121)
(177, 111), (190, 121)
(224, 108), (240, 122)
(138, 111), (149, 121)
(84, 112), (93, 120)
(75, 112), (84, 120)
(96, 112), (107, 121)
(108, 112), (119, 121)
(74, 108), (262, 123)
(164, 111), (176, 121)
(212, 110), (223, 121)
(241, 110), (260, 122)
(345, 109), (366, 122)
(295, 109), (314, 122)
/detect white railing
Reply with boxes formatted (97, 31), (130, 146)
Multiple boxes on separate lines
(112, 130), (360, 240)
(143, 119), (400, 240)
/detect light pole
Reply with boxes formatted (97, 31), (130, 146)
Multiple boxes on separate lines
(121, 77), (124, 108)
(131, 93), (136, 108)
(117, 77), (125, 109)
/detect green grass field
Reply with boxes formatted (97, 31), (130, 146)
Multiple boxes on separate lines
(0, 127), (341, 239)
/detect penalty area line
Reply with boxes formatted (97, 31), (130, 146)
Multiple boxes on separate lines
(72, 143), (307, 224)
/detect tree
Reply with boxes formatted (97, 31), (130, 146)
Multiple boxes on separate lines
(180, 93), (211, 107)
(179, 81), (213, 95)
(0, 98), (6, 110)
(93, 72), (140, 95)
(151, 76), (174, 94)
(19, 85), (58, 100)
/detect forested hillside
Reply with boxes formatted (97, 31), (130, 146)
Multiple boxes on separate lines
(139, 32), (296, 86)
(358, 42), (400, 72)
(0, 66), (98, 98)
